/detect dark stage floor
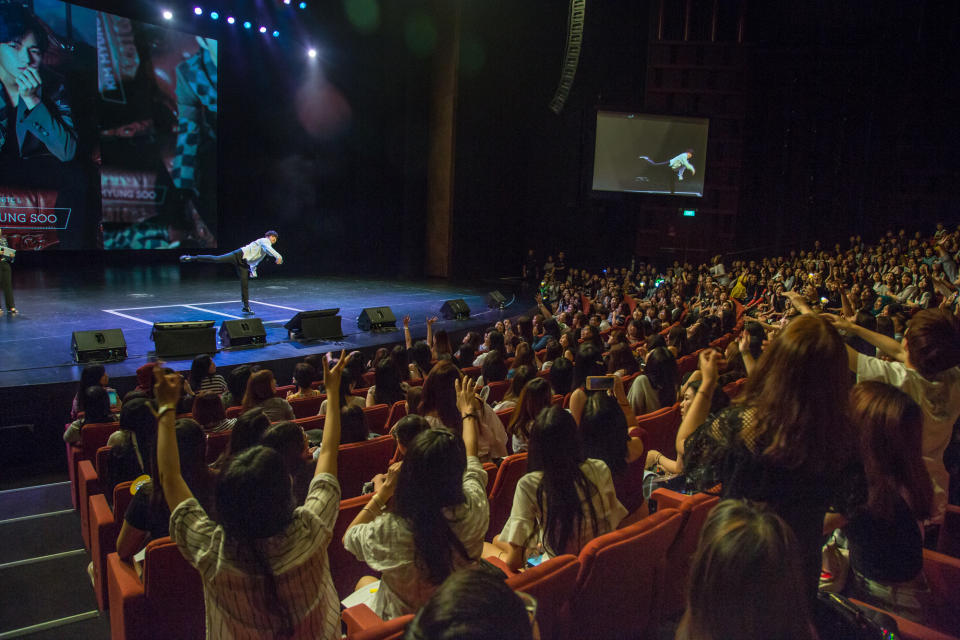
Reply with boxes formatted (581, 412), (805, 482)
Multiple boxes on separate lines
(0, 264), (520, 389)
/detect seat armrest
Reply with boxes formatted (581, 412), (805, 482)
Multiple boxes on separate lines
(649, 487), (687, 510)
(342, 604), (384, 635)
(107, 552), (147, 639)
(482, 554), (520, 577)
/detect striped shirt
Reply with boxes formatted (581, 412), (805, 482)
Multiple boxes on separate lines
(170, 473), (341, 639)
(343, 456), (489, 619)
(197, 374), (228, 395)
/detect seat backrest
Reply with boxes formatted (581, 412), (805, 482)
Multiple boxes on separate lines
(363, 404), (390, 435)
(485, 380), (511, 404)
(114, 481), (135, 522)
(562, 392), (572, 409)
(384, 401), (407, 432)
(225, 405), (244, 419)
(938, 505), (960, 559)
(80, 422), (120, 458)
(331, 494), (374, 600)
(338, 435), (395, 499)
(460, 366), (481, 379)
(486, 453), (528, 539)
(275, 384), (295, 398)
(293, 414), (325, 432)
(94, 445), (112, 479)
(506, 554), (579, 640)
(572, 508), (684, 639)
(613, 456), (650, 518)
(142, 537), (205, 639)
(722, 377), (747, 400)
(676, 351), (702, 377)
(290, 395), (325, 419)
(551, 394), (564, 407)
(634, 403), (681, 459)
(658, 491), (721, 618)
(495, 407), (514, 430)
(204, 430), (232, 464)
(361, 371), (377, 388)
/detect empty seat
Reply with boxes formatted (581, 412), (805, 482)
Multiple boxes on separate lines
(107, 537), (205, 639)
(383, 401), (407, 433)
(89, 480), (134, 610)
(631, 403), (681, 459)
(363, 404), (391, 435)
(66, 421), (120, 509)
(486, 453), (528, 540)
(338, 435), (395, 499)
(570, 508), (684, 640)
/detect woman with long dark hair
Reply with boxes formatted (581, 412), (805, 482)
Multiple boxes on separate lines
(367, 357), (407, 407)
(505, 377), (553, 453)
(488, 406), (626, 570)
(682, 315), (861, 601)
(188, 354), (227, 395)
(159, 352), (349, 638)
(676, 500), (816, 640)
(568, 344), (606, 424)
(192, 390), (235, 433)
(241, 369), (295, 421)
(830, 382), (933, 621)
(64, 386), (117, 442)
(343, 376), (490, 619)
(70, 364), (117, 420)
(627, 346), (679, 415)
(421, 361), (508, 461)
(495, 365), (536, 411)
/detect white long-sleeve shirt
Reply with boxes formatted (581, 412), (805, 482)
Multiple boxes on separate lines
(240, 237), (282, 268)
(669, 152), (694, 172)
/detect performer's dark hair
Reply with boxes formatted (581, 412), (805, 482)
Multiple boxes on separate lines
(0, 5), (49, 53)
(685, 148), (694, 156)
(265, 230), (279, 239)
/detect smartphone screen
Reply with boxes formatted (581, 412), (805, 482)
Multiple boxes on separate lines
(586, 375), (616, 391)
(108, 390), (120, 408)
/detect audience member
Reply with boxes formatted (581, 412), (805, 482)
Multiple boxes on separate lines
(241, 370), (295, 422)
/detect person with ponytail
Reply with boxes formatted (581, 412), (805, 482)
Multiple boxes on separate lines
(488, 405), (626, 571)
(342, 376), (490, 619)
(158, 351), (349, 639)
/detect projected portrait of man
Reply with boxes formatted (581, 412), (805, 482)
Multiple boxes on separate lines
(170, 36), (217, 242)
(0, 4), (76, 164)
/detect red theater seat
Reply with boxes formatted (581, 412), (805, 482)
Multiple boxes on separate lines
(505, 554), (580, 640)
(330, 494), (377, 601)
(338, 435), (395, 499)
(67, 421), (120, 509)
(486, 453), (528, 540)
(384, 401), (407, 432)
(630, 404), (681, 460)
(363, 404), (391, 435)
(485, 380), (510, 404)
(289, 395), (325, 418)
(89, 481), (135, 611)
(204, 430), (231, 464)
(107, 537), (205, 640)
(571, 508), (684, 640)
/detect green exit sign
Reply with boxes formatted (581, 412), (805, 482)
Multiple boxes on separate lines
(682, 208), (696, 217)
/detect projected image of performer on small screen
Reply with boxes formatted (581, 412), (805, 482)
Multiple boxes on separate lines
(637, 148), (696, 183)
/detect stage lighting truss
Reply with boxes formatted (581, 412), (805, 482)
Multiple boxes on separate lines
(549, 0), (586, 115)
(166, 3), (308, 38)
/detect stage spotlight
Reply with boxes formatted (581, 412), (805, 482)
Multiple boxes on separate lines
(162, 9), (173, 20)
(299, 2), (307, 8)
(193, 6), (202, 16)
(284, 0), (291, 4)
(259, 26), (267, 33)
(243, 21), (252, 29)
(307, 48), (317, 58)
(273, 30), (280, 37)
(227, 16), (235, 24)
(210, 11), (219, 19)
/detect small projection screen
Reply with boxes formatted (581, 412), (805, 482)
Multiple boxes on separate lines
(592, 111), (709, 197)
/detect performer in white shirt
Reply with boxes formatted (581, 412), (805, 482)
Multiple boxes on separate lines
(180, 230), (283, 314)
(668, 149), (695, 181)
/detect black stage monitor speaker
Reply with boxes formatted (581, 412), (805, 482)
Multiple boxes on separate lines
(358, 306), (397, 332)
(440, 299), (470, 320)
(219, 318), (267, 348)
(151, 321), (217, 358)
(486, 290), (507, 309)
(72, 329), (127, 363)
(284, 309), (342, 341)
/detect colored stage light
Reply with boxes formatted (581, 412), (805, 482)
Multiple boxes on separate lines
(162, 9), (173, 20)
(243, 21), (252, 29)
(308, 48), (317, 58)
(210, 11), (219, 19)
(194, 7), (203, 16)
(227, 16), (235, 24)
(299, 2), (307, 8)
(273, 30), (280, 37)
(259, 26), (267, 33)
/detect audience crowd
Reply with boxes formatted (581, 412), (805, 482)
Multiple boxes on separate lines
(62, 223), (960, 639)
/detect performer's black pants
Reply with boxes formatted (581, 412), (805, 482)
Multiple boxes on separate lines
(192, 250), (249, 306)
(0, 261), (14, 310)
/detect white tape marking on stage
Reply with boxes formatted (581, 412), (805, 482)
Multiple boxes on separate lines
(249, 300), (304, 312)
(103, 309), (154, 326)
(108, 301), (241, 311)
(182, 304), (243, 319)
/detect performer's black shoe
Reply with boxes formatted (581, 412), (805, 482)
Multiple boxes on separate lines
(179, 255), (193, 263)
(241, 306), (252, 314)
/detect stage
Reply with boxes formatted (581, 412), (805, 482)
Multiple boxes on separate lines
(0, 264), (525, 484)
(0, 265), (521, 386)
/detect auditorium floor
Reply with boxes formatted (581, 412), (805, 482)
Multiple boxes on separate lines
(0, 480), (110, 639)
